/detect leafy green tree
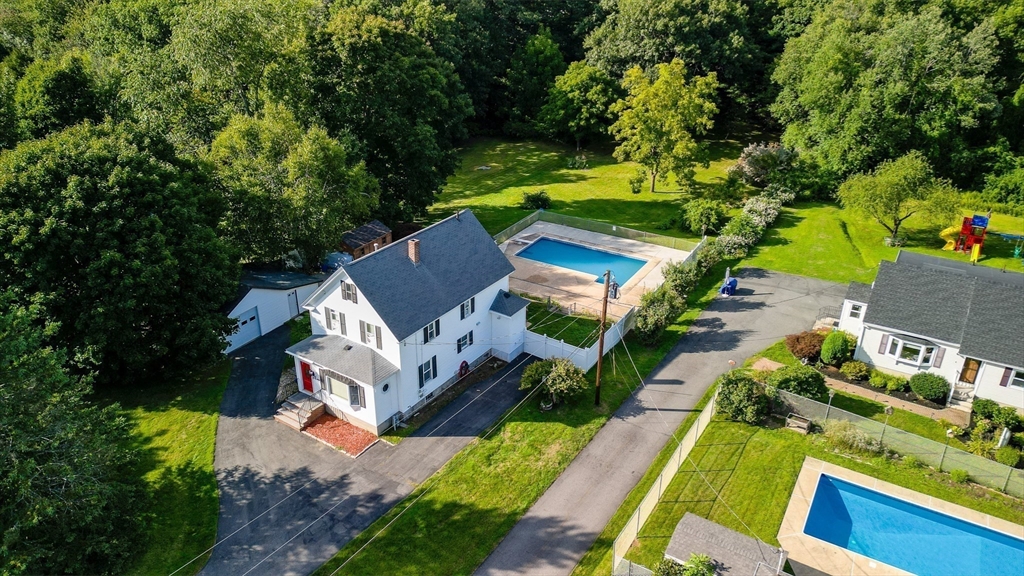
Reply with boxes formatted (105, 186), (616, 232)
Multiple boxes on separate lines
(610, 59), (719, 192)
(14, 51), (103, 138)
(772, 0), (1001, 185)
(503, 26), (566, 135)
(314, 6), (472, 221)
(544, 357), (588, 404)
(0, 64), (19, 149)
(715, 370), (770, 425)
(683, 199), (725, 235)
(0, 121), (237, 382)
(0, 294), (146, 575)
(837, 151), (961, 240)
(537, 61), (619, 149)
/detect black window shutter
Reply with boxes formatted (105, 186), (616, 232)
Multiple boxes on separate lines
(457, 339), (463, 354)
(435, 319), (440, 336)
(470, 297), (475, 313)
(460, 304), (465, 320)
(423, 326), (429, 342)
(359, 320), (367, 344)
(375, 326), (383, 349)
(340, 313), (346, 336)
(431, 356), (437, 380)
(325, 307), (333, 330)
(469, 330), (473, 346)
(419, 364), (425, 388)
(348, 384), (360, 406)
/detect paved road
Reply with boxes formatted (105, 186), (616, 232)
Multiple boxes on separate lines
(474, 269), (845, 576)
(198, 326), (533, 576)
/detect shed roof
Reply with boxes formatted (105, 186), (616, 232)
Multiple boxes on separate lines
(664, 513), (784, 576)
(222, 270), (326, 314)
(342, 220), (391, 248)
(286, 334), (398, 385)
(490, 290), (530, 317)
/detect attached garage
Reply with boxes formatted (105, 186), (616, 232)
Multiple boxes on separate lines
(223, 270), (326, 353)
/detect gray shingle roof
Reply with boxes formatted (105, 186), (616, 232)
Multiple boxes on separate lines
(664, 513), (784, 576)
(845, 281), (872, 303)
(342, 220), (391, 248)
(241, 270), (326, 290)
(490, 290), (529, 317)
(342, 210), (515, 341)
(860, 254), (1024, 368)
(286, 334), (398, 385)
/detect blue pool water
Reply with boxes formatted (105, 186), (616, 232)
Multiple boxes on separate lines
(515, 238), (647, 284)
(805, 475), (1024, 575)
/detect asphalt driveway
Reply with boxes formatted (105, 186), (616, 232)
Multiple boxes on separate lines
(474, 269), (846, 576)
(197, 326), (533, 576)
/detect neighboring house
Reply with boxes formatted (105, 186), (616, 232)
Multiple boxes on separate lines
(286, 210), (529, 435)
(838, 251), (1024, 412)
(223, 270), (326, 353)
(340, 220), (392, 259)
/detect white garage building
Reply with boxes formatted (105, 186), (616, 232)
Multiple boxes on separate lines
(223, 270), (326, 353)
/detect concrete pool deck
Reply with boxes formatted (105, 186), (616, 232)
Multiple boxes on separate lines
(500, 221), (693, 318)
(778, 457), (1024, 576)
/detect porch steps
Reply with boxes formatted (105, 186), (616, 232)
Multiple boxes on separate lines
(274, 392), (326, 431)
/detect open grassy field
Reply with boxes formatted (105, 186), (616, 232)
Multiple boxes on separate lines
(744, 202), (1024, 284)
(104, 362), (230, 576)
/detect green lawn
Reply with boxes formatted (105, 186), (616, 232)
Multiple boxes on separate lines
(430, 126), (767, 236)
(744, 202), (1024, 283)
(621, 419), (1024, 570)
(105, 362), (230, 576)
(526, 301), (605, 348)
(313, 259), (735, 576)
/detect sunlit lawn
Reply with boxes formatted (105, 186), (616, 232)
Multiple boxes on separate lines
(526, 301), (605, 348)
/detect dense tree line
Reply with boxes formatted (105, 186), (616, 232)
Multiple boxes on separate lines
(0, 0), (1021, 572)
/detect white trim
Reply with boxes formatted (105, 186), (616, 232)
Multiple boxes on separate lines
(861, 322), (959, 347)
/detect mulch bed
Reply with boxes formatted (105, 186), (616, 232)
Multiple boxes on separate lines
(304, 414), (379, 457)
(818, 366), (947, 411)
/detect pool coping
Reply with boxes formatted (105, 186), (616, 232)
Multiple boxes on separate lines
(778, 457), (1024, 576)
(512, 235), (651, 286)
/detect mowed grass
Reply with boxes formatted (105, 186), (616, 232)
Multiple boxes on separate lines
(430, 126), (768, 236)
(744, 202), (1024, 283)
(526, 301), (605, 348)
(103, 362), (230, 576)
(312, 259), (733, 576)
(620, 419), (1024, 570)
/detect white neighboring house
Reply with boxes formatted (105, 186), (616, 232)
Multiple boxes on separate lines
(838, 251), (1024, 413)
(223, 270), (326, 353)
(285, 210), (529, 435)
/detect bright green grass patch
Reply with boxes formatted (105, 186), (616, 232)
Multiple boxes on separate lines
(744, 339), (799, 368)
(526, 301), (605, 348)
(108, 361), (230, 576)
(621, 419), (1024, 570)
(744, 202), (1024, 284)
(312, 260), (733, 576)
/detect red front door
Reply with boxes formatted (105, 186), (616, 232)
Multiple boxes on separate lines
(300, 362), (313, 392)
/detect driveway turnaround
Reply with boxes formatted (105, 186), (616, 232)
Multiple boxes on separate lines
(474, 269), (846, 576)
(198, 325), (533, 576)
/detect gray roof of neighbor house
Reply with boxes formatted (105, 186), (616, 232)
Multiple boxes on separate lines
(664, 513), (784, 576)
(222, 270), (327, 314)
(336, 210), (515, 341)
(845, 281), (872, 303)
(342, 220), (391, 248)
(490, 290), (530, 317)
(286, 334), (398, 385)
(860, 253), (1024, 368)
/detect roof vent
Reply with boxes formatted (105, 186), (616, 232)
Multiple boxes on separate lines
(344, 345), (353, 351)
(408, 238), (420, 264)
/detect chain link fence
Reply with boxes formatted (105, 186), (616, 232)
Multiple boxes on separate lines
(494, 210), (703, 253)
(774, 390), (1024, 497)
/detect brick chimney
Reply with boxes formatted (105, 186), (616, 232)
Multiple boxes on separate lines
(408, 238), (420, 264)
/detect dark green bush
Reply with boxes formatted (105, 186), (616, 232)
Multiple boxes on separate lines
(519, 359), (553, 391)
(949, 469), (969, 483)
(1013, 432), (1024, 449)
(972, 398), (999, 420)
(908, 372), (950, 402)
(839, 361), (869, 380)
(820, 330), (854, 366)
(885, 375), (908, 393)
(716, 370), (770, 425)
(785, 330), (825, 360)
(995, 446), (1022, 467)
(767, 364), (827, 400)
(634, 286), (682, 345)
(992, 406), (1023, 431)
(520, 189), (551, 209)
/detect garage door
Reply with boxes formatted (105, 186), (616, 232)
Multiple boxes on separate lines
(229, 307), (261, 351)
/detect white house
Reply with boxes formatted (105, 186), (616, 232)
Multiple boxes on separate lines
(223, 270), (326, 353)
(284, 210), (529, 435)
(838, 251), (1024, 413)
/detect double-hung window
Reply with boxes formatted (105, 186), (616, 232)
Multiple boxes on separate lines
(359, 320), (383, 349)
(457, 330), (474, 353)
(341, 282), (358, 303)
(882, 334), (939, 367)
(1011, 370), (1024, 389)
(325, 307), (346, 335)
(419, 356), (437, 388)
(326, 372), (364, 407)
(423, 318), (440, 343)
(849, 304), (863, 319)
(460, 297), (475, 320)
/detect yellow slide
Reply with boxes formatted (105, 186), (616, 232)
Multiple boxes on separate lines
(940, 225), (959, 251)
(971, 243), (981, 262)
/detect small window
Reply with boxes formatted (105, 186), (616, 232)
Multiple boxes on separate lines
(364, 323), (375, 344)
(849, 304), (863, 319)
(419, 356), (437, 388)
(341, 282), (358, 303)
(460, 297), (476, 320)
(888, 338), (899, 356)
(423, 318), (440, 343)
(1012, 370), (1024, 389)
(457, 330), (474, 353)
(921, 346), (935, 365)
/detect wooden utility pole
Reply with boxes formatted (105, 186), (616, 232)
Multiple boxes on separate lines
(595, 269), (611, 406)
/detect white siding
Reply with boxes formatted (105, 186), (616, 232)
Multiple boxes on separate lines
(836, 298), (866, 337)
(311, 270), (401, 366)
(490, 307), (527, 361)
(225, 283), (319, 353)
(854, 326), (962, 384)
(974, 362), (1024, 411)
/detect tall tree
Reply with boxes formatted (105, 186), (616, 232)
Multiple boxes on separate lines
(503, 26), (566, 135)
(771, 0), (1001, 186)
(837, 151), (961, 240)
(14, 50), (103, 138)
(609, 59), (719, 192)
(0, 64), (18, 149)
(0, 121), (237, 382)
(537, 61), (619, 149)
(0, 294), (145, 575)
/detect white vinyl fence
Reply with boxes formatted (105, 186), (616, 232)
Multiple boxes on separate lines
(525, 308), (635, 371)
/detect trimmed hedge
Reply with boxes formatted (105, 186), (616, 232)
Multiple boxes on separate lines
(839, 361), (869, 380)
(820, 331), (854, 366)
(767, 364), (827, 400)
(715, 370), (769, 425)
(908, 372), (950, 402)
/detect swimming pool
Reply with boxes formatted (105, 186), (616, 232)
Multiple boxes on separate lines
(805, 474), (1024, 575)
(515, 238), (647, 284)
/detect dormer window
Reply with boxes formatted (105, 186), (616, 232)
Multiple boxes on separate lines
(460, 297), (475, 320)
(341, 281), (358, 303)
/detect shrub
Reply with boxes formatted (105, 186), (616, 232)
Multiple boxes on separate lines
(1013, 432), (1024, 449)
(682, 199), (725, 236)
(566, 154), (588, 169)
(785, 331), (826, 361)
(992, 406), (1023, 431)
(628, 168), (647, 195)
(545, 358), (588, 403)
(868, 370), (887, 388)
(716, 370), (769, 425)
(820, 331), (854, 366)
(767, 364), (828, 400)
(634, 286), (682, 345)
(949, 469), (969, 484)
(972, 398), (999, 420)
(521, 189), (551, 209)
(727, 142), (795, 187)
(885, 375), (908, 393)
(908, 373), (950, 402)
(742, 195), (783, 228)
(821, 420), (883, 455)
(720, 212), (763, 246)
(654, 553), (714, 576)
(519, 359), (554, 391)
(763, 183), (796, 205)
(840, 361), (869, 380)
(995, 446), (1022, 467)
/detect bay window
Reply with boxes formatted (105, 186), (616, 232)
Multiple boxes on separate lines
(884, 335), (937, 367)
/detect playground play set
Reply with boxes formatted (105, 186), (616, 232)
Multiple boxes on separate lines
(940, 213), (1024, 264)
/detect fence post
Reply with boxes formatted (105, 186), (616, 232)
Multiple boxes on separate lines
(939, 443), (948, 472)
(658, 473), (663, 497)
(1004, 467), (1013, 493)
